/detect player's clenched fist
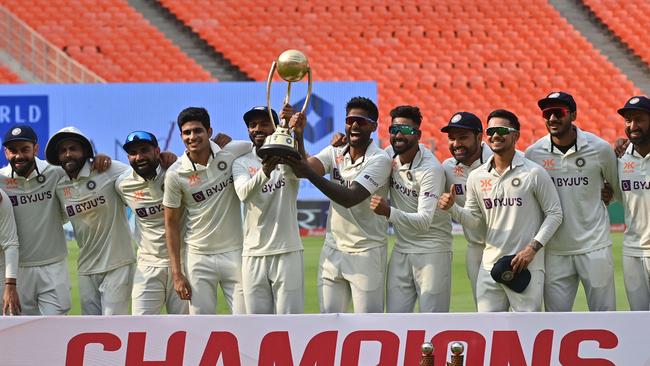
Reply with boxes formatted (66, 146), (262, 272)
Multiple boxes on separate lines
(173, 273), (192, 301)
(438, 184), (457, 210)
(370, 194), (390, 217)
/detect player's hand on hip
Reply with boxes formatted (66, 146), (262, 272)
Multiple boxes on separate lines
(438, 184), (457, 210)
(601, 182), (613, 206)
(3, 285), (21, 315)
(511, 245), (536, 273)
(173, 273), (192, 301)
(370, 195), (390, 217)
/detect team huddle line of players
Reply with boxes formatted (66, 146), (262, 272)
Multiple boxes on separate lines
(0, 91), (648, 315)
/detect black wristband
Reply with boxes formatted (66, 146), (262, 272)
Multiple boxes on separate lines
(531, 241), (543, 252)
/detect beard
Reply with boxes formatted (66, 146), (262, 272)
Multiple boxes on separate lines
(250, 132), (269, 150)
(390, 137), (416, 155)
(60, 156), (86, 176)
(627, 127), (650, 146)
(132, 159), (158, 179)
(10, 157), (35, 177)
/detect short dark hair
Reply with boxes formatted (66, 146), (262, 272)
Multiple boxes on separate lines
(177, 107), (210, 131)
(390, 105), (422, 126)
(487, 109), (520, 131)
(346, 97), (378, 123)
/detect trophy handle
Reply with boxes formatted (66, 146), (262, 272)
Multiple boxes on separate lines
(266, 61), (278, 131)
(300, 68), (312, 114)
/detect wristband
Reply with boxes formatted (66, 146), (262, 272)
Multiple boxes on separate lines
(530, 242), (543, 252)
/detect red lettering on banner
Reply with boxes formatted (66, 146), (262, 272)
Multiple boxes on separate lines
(341, 330), (400, 365)
(559, 329), (617, 366)
(489, 330), (552, 366)
(402, 330), (426, 366)
(299, 331), (337, 366)
(432, 330), (485, 366)
(199, 332), (241, 366)
(65, 332), (121, 366)
(125, 331), (186, 366)
(259, 332), (293, 365)
(257, 330), (339, 366)
(531, 329), (553, 366)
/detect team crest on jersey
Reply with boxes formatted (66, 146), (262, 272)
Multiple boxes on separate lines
(623, 161), (636, 173)
(575, 158), (585, 168)
(86, 180), (96, 190)
(36, 174), (46, 183)
(134, 190), (145, 201)
(511, 178), (521, 187)
(217, 161), (227, 171)
(454, 165), (464, 177)
(480, 179), (493, 192)
(188, 173), (201, 187)
(4, 178), (17, 189)
(542, 159), (557, 171)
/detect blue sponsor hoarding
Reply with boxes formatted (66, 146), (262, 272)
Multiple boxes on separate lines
(0, 82), (377, 200)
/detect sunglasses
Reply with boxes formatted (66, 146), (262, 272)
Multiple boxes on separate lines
(486, 126), (518, 137)
(125, 131), (158, 146)
(345, 115), (376, 126)
(389, 124), (419, 135)
(542, 107), (569, 120)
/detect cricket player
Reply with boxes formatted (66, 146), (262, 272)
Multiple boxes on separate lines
(616, 96), (650, 310)
(0, 187), (20, 315)
(45, 127), (135, 315)
(115, 131), (189, 315)
(440, 112), (492, 305)
(284, 96), (391, 313)
(163, 107), (252, 314)
(232, 106), (304, 314)
(526, 91), (618, 311)
(440, 109), (563, 312)
(1, 125), (112, 315)
(369, 105), (450, 312)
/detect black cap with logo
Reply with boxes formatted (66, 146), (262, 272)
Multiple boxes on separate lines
(243, 106), (280, 126)
(490, 255), (531, 293)
(538, 91), (577, 112)
(2, 125), (37, 146)
(618, 96), (650, 117)
(440, 112), (483, 133)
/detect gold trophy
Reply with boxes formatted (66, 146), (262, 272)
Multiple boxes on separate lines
(257, 49), (312, 160)
(446, 342), (465, 366)
(419, 342), (434, 366)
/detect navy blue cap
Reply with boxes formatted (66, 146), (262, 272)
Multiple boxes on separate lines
(538, 91), (577, 112)
(490, 255), (531, 293)
(618, 96), (650, 117)
(441, 112), (483, 133)
(123, 131), (158, 151)
(2, 125), (37, 146)
(243, 106), (280, 126)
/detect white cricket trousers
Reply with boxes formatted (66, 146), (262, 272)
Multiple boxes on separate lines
(79, 263), (135, 315)
(186, 249), (245, 314)
(132, 264), (189, 315)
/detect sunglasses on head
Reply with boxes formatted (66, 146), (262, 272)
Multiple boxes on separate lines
(345, 115), (376, 126)
(388, 124), (419, 135)
(486, 126), (518, 137)
(542, 107), (569, 120)
(125, 131), (158, 146)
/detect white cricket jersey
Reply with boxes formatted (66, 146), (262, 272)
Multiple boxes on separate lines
(163, 140), (252, 254)
(56, 161), (135, 275)
(116, 165), (179, 267)
(442, 142), (493, 247)
(451, 152), (563, 270)
(525, 127), (618, 255)
(232, 150), (302, 256)
(0, 158), (68, 267)
(384, 145), (449, 253)
(0, 188), (19, 278)
(314, 143), (391, 253)
(618, 144), (650, 257)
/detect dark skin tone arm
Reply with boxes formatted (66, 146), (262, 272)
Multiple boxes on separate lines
(164, 205), (191, 301)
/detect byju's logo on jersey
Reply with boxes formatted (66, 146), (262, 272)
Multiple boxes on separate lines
(622, 179), (650, 191)
(454, 184), (464, 195)
(621, 180), (631, 191)
(135, 204), (163, 218)
(483, 197), (523, 209)
(483, 198), (493, 209)
(192, 191), (206, 202)
(293, 94), (334, 143)
(0, 96), (49, 167)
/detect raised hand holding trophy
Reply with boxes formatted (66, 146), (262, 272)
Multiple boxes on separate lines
(257, 49), (312, 160)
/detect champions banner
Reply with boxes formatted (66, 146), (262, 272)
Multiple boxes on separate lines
(0, 312), (648, 365)
(0, 81), (377, 200)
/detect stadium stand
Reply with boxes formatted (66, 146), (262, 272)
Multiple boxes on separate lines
(582, 0), (650, 68)
(159, 0), (639, 160)
(0, 64), (21, 83)
(1, 0), (212, 82)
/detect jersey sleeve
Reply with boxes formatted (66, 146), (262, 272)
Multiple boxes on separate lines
(450, 172), (483, 229)
(0, 190), (19, 278)
(388, 165), (444, 232)
(162, 169), (183, 209)
(354, 154), (391, 194)
(313, 145), (335, 174)
(532, 167), (563, 245)
(224, 140), (254, 158)
(232, 156), (269, 202)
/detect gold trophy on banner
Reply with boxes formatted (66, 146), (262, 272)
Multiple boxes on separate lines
(257, 49), (312, 160)
(446, 342), (465, 366)
(419, 342), (434, 366)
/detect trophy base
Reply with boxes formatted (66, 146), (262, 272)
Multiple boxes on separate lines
(257, 144), (302, 160)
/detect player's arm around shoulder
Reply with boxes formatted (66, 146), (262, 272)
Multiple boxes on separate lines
(222, 140), (254, 158)
(596, 137), (621, 200)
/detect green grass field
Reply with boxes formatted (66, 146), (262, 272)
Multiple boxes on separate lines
(65, 233), (630, 314)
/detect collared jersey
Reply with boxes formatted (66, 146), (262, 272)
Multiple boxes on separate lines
(442, 142), (493, 246)
(0, 188), (19, 278)
(314, 142), (391, 253)
(116, 165), (179, 267)
(451, 152), (563, 270)
(525, 127), (618, 255)
(56, 161), (135, 275)
(232, 150), (302, 256)
(163, 140), (252, 254)
(385, 145), (448, 253)
(617, 144), (650, 256)
(0, 158), (68, 267)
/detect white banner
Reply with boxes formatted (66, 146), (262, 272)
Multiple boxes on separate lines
(1, 312), (649, 365)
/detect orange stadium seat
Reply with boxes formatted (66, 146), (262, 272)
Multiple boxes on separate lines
(0, 64), (22, 84)
(2, 0), (212, 82)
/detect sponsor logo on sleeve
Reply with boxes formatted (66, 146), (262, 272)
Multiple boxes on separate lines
(363, 174), (379, 187)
